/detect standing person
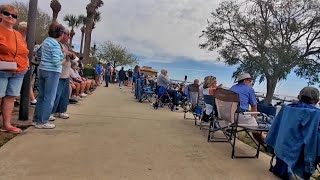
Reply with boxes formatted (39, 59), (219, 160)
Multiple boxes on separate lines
(33, 22), (65, 129)
(127, 69), (133, 86)
(95, 62), (103, 85)
(118, 67), (126, 89)
(0, 4), (29, 133)
(78, 57), (84, 77)
(104, 62), (112, 87)
(132, 65), (140, 92)
(50, 30), (75, 121)
(112, 69), (117, 84)
(16, 21), (37, 106)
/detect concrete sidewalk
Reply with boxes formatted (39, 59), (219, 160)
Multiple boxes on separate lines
(0, 85), (277, 180)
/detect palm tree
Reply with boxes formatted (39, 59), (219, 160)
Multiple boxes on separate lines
(50, 0), (61, 22)
(63, 14), (81, 47)
(78, 14), (86, 55)
(92, 11), (101, 29)
(83, 0), (104, 65)
(79, 13), (100, 55)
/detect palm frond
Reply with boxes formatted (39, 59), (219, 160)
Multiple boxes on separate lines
(63, 14), (78, 28)
(94, 11), (101, 22)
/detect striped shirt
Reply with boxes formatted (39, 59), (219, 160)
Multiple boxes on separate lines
(39, 37), (64, 73)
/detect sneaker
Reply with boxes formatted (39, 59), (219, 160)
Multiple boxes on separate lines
(53, 113), (59, 117)
(49, 115), (56, 121)
(30, 100), (37, 106)
(80, 93), (87, 98)
(31, 122), (36, 126)
(34, 123), (56, 129)
(69, 98), (78, 104)
(76, 96), (83, 101)
(59, 113), (70, 119)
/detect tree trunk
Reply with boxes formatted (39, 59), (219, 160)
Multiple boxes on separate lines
(264, 76), (278, 105)
(80, 29), (85, 55)
(69, 28), (75, 47)
(83, 17), (94, 65)
(52, 13), (58, 22)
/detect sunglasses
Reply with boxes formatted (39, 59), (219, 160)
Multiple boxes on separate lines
(2, 11), (17, 19)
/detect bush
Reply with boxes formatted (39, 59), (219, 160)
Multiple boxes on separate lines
(83, 64), (96, 79)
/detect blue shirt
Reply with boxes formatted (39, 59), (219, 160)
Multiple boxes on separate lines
(39, 37), (64, 73)
(105, 65), (112, 76)
(95, 64), (102, 75)
(230, 83), (257, 111)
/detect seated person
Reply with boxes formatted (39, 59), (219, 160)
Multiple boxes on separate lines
(68, 81), (78, 104)
(157, 69), (179, 111)
(70, 62), (90, 97)
(202, 76), (220, 122)
(289, 87), (319, 109)
(230, 73), (264, 142)
(266, 87), (320, 179)
(69, 79), (81, 102)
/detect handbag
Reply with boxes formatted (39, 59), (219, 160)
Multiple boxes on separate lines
(0, 31), (18, 71)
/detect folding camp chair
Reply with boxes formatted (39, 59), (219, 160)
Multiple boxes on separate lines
(208, 88), (268, 159)
(139, 80), (157, 103)
(183, 84), (203, 124)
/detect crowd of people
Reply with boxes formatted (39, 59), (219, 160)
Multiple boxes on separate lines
(151, 68), (320, 145)
(94, 63), (143, 90)
(0, 4), (97, 132)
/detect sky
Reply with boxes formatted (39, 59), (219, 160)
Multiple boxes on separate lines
(1, 0), (314, 96)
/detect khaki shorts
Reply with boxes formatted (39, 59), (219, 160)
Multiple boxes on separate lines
(238, 114), (258, 126)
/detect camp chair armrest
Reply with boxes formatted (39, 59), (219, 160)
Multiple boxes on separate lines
(241, 112), (261, 115)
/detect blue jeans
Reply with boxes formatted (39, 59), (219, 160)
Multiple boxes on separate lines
(0, 70), (26, 98)
(33, 69), (60, 124)
(52, 78), (70, 114)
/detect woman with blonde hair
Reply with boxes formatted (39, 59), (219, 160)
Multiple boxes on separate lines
(0, 4), (29, 133)
(202, 76), (222, 122)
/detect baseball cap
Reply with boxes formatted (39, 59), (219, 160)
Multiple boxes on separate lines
(299, 87), (320, 102)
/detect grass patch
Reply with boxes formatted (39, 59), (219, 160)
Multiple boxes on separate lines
(0, 125), (31, 148)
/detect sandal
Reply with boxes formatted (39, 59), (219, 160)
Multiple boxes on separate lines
(0, 126), (22, 134)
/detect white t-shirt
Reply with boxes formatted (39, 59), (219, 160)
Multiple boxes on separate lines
(70, 68), (81, 79)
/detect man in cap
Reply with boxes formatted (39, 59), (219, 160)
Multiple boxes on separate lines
(230, 73), (266, 142)
(230, 73), (258, 125)
(290, 87), (319, 109)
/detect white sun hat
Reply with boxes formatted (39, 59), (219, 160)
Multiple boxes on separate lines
(236, 73), (252, 82)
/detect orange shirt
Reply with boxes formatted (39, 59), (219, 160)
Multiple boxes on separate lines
(0, 25), (29, 73)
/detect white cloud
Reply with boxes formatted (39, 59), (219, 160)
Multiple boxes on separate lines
(10, 0), (223, 62)
(95, 0), (223, 61)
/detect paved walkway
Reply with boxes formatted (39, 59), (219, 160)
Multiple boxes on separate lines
(0, 85), (277, 180)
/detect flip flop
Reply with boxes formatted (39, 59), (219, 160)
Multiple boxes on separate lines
(0, 127), (22, 134)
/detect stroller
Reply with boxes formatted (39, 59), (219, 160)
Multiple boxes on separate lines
(153, 86), (173, 109)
